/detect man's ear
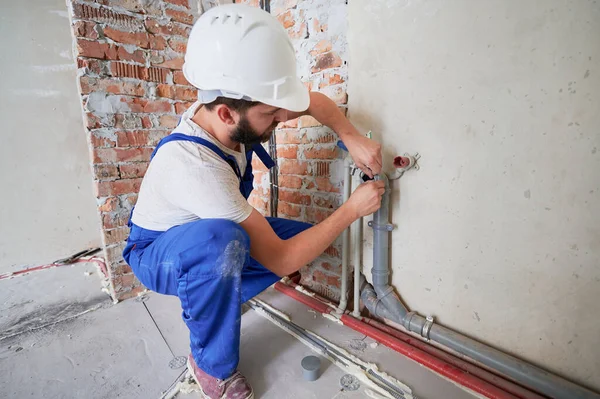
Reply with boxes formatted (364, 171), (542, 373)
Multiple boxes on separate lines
(216, 105), (237, 126)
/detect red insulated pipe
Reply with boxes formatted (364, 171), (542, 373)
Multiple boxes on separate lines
(0, 257), (108, 281)
(361, 318), (547, 399)
(274, 281), (519, 399)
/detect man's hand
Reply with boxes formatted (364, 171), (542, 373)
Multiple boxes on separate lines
(345, 180), (385, 218)
(344, 134), (382, 178)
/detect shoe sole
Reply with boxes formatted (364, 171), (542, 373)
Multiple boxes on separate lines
(186, 357), (254, 399)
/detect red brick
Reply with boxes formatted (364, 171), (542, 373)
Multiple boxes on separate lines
(94, 147), (153, 163)
(149, 35), (167, 50)
(141, 115), (153, 128)
(279, 175), (302, 190)
(276, 129), (302, 144)
(103, 227), (129, 245)
(119, 163), (149, 178)
(251, 157), (269, 172)
(313, 161), (330, 177)
(302, 131), (335, 144)
(94, 164), (119, 180)
(146, 67), (170, 83)
(145, 99), (172, 113)
(319, 73), (345, 89)
(85, 112), (102, 129)
(321, 261), (342, 273)
(174, 86), (197, 101)
(145, 19), (191, 37)
(306, 208), (334, 224)
(115, 45), (145, 63)
(96, 178), (143, 196)
(156, 57), (185, 70)
(98, 197), (118, 212)
(312, 52), (342, 73)
(76, 39), (113, 59)
(113, 263), (133, 275)
(175, 101), (194, 114)
(315, 177), (339, 193)
(313, 193), (339, 209)
(277, 118), (299, 129)
(287, 22), (307, 40)
(73, 21), (100, 39)
(278, 201), (301, 218)
(113, 114), (143, 129)
(303, 147), (338, 159)
(279, 159), (308, 175)
(299, 115), (321, 128)
(102, 211), (130, 229)
(159, 114), (180, 128)
(116, 285), (147, 301)
(279, 190), (311, 205)
(77, 58), (104, 75)
(103, 27), (150, 48)
(167, 37), (187, 54)
(156, 84), (175, 99)
(277, 10), (294, 29)
(80, 77), (145, 96)
(166, 8), (194, 25)
(110, 62), (144, 79)
(72, 3), (143, 30)
(90, 131), (116, 147)
(116, 130), (149, 146)
(164, 0), (190, 9)
(277, 146), (297, 159)
(312, 270), (341, 289)
(173, 71), (190, 85)
(324, 245), (340, 258)
(310, 39), (332, 56)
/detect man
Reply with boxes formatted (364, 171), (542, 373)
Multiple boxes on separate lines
(123, 4), (384, 399)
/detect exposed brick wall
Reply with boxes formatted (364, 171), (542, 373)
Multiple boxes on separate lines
(240, 0), (349, 301)
(68, 0), (200, 300)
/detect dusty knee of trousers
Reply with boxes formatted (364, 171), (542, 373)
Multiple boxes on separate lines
(210, 220), (250, 277)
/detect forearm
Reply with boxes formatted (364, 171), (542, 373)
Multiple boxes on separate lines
(306, 92), (361, 141)
(269, 203), (357, 276)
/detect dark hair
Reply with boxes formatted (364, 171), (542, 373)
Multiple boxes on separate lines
(203, 97), (259, 113)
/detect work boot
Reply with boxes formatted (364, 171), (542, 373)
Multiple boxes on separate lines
(187, 354), (254, 399)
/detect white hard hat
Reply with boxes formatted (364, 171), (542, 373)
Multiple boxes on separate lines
(183, 4), (309, 112)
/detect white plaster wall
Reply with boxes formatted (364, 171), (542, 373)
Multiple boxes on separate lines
(0, 0), (101, 274)
(348, 0), (600, 391)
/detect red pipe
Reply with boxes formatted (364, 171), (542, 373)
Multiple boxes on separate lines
(361, 318), (546, 399)
(275, 280), (528, 399)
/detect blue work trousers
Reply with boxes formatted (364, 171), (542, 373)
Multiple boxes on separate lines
(123, 218), (311, 379)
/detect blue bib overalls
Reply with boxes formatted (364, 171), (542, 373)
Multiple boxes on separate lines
(122, 134), (311, 379)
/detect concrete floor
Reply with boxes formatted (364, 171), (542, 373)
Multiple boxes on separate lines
(0, 261), (478, 398)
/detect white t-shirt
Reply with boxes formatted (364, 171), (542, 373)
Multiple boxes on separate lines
(131, 101), (254, 231)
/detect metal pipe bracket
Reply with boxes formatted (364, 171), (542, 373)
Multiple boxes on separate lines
(422, 315), (435, 341)
(368, 221), (394, 231)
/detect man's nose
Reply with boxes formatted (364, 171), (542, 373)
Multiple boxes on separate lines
(274, 109), (288, 122)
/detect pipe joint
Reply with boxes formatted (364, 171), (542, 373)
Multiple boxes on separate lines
(403, 311), (417, 331)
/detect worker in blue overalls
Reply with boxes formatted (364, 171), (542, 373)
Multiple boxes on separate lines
(123, 4), (384, 399)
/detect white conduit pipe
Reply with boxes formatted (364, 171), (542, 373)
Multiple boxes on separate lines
(352, 174), (362, 317)
(336, 158), (353, 314)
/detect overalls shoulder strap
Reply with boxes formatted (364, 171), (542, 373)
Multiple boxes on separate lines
(152, 133), (275, 199)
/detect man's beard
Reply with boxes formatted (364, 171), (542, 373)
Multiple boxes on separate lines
(230, 115), (276, 146)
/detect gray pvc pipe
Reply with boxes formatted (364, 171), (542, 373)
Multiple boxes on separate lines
(371, 174), (409, 320)
(362, 173), (600, 399)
